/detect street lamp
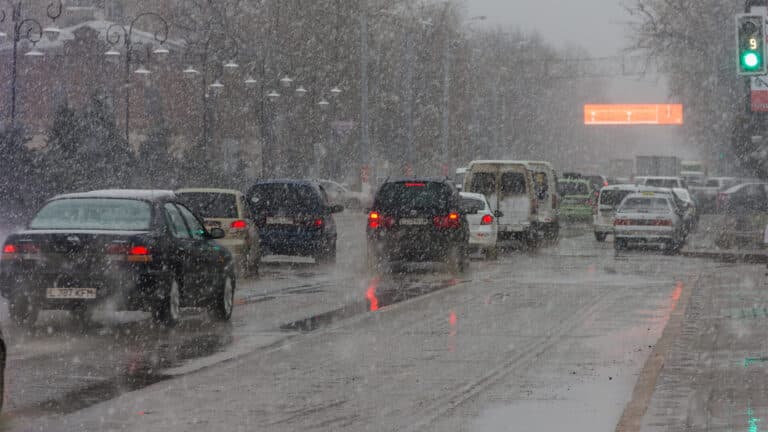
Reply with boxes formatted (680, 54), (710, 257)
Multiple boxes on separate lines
(105, 12), (170, 146)
(267, 90), (281, 101)
(0, 0), (63, 126)
(279, 75), (294, 88)
(295, 85), (308, 97)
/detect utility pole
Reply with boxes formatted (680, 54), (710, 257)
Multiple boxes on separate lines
(404, 29), (414, 175)
(360, 6), (371, 188)
(440, 22), (451, 176)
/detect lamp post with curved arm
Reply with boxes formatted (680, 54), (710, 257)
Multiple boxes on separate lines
(0, 0), (62, 126)
(105, 12), (169, 146)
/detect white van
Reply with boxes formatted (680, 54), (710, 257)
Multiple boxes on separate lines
(523, 161), (559, 240)
(463, 160), (539, 246)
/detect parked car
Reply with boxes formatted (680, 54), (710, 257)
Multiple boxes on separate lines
(690, 177), (738, 213)
(176, 188), (261, 276)
(463, 160), (540, 247)
(557, 178), (594, 221)
(594, 184), (643, 241)
(246, 180), (343, 263)
(524, 161), (560, 241)
(367, 178), (471, 273)
(613, 191), (686, 253)
(0, 190), (235, 328)
(460, 192), (501, 259)
(317, 179), (372, 210)
(713, 182), (768, 249)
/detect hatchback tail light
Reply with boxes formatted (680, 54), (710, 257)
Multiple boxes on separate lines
(434, 212), (461, 229)
(368, 212), (393, 229)
(481, 214), (493, 225)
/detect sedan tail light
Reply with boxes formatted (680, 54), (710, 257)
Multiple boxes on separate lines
(481, 214), (494, 225)
(653, 219), (673, 226)
(434, 212), (461, 229)
(106, 242), (152, 263)
(230, 220), (248, 230)
(2, 242), (39, 260)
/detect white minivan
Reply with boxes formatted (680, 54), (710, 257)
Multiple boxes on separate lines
(524, 161), (559, 241)
(463, 160), (539, 247)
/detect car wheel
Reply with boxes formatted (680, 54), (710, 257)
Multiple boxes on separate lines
(595, 232), (607, 242)
(486, 246), (498, 260)
(240, 248), (260, 278)
(614, 238), (627, 251)
(210, 274), (235, 321)
(153, 278), (181, 327)
(9, 294), (38, 328)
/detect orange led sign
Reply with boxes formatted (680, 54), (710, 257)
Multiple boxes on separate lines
(584, 104), (684, 125)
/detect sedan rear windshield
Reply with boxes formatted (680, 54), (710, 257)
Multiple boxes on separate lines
(177, 192), (238, 219)
(375, 182), (453, 212)
(600, 190), (634, 206)
(558, 181), (589, 196)
(644, 178), (678, 188)
(30, 198), (152, 231)
(249, 184), (322, 212)
(617, 197), (671, 214)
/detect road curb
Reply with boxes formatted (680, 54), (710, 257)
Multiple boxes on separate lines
(681, 249), (768, 263)
(614, 275), (699, 432)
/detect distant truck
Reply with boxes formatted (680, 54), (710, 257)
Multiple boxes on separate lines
(635, 156), (681, 177)
(608, 159), (634, 179)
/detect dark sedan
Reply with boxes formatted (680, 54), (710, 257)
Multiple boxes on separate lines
(0, 190), (235, 328)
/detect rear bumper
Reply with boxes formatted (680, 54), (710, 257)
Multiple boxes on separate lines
(368, 230), (464, 261)
(260, 230), (331, 255)
(498, 222), (531, 233)
(468, 226), (497, 247)
(614, 227), (678, 242)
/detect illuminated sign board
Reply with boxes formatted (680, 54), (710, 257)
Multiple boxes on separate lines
(583, 104), (684, 125)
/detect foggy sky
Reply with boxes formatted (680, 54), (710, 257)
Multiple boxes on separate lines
(464, 0), (694, 162)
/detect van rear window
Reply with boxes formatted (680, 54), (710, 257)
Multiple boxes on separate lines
(501, 172), (526, 196)
(375, 182), (452, 212)
(469, 173), (496, 196)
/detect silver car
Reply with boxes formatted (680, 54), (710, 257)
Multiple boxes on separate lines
(613, 192), (685, 253)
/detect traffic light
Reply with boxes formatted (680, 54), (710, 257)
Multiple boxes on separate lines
(737, 14), (766, 75)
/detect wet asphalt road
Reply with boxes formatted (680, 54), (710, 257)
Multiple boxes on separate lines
(0, 216), (719, 431)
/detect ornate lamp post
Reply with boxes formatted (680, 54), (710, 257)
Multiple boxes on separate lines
(0, 0), (63, 126)
(105, 13), (169, 146)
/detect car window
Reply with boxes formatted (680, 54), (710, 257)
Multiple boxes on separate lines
(177, 192), (238, 219)
(644, 179), (677, 188)
(29, 198), (152, 231)
(532, 172), (549, 200)
(249, 183), (322, 213)
(176, 204), (207, 240)
(500, 172), (526, 196)
(164, 203), (191, 239)
(558, 181), (589, 196)
(469, 172), (496, 196)
(618, 197), (672, 214)
(600, 190), (634, 207)
(374, 182), (453, 212)
(705, 179), (720, 187)
(461, 197), (485, 210)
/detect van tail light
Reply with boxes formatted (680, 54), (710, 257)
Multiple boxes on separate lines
(434, 212), (461, 229)
(368, 212), (393, 229)
(2, 242), (39, 259)
(614, 219), (631, 226)
(481, 214), (494, 225)
(653, 219), (673, 227)
(230, 220), (248, 230)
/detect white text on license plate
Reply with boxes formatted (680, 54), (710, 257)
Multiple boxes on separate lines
(267, 217), (294, 225)
(400, 218), (428, 226)
(46, 288), (97, 299)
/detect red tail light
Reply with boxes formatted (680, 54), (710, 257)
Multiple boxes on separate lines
(434, 212), (461, 229)
(614, 219), (631, 226)
(653, 219), (673, 226)
(128, 245), (152, 263)
(481, 214), (493, 225)
(313, 218), (324, 227)
(230, 220), (248, 229)
(3, 244), (16, 254)
(2, 243), (39, 257)
(404, 182), (425, 187)
(368, 212), (393, 229)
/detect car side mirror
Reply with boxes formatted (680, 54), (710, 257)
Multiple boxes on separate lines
(494, 210), (504, 218)
(209, 227), (226, 239)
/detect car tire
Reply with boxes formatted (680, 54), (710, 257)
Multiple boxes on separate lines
(153, 278), (181, 327)
(241, 247), (260, 278)
(9, 294), (38, 328)
(210, 274), (235, 321)
(614, 238), (627, 251)
(486, 246), (498, 260)
(595, 232), (607, 242)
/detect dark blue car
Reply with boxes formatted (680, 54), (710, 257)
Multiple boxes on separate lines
(246, 180), (343, 263)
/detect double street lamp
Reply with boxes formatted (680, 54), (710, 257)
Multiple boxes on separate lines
(105, 13), (170, 146)
(0, 0), (63, 127)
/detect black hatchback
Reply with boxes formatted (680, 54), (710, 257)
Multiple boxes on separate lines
(366, 178), (472, 272)
(0, 190), (235, 328)
(246, 180), (343, 263)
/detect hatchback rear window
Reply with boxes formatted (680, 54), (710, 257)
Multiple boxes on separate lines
(30, 198), (152, 231)
(461, 197), (485, 210)
(249, 184), (322, 212)
(375, 182), (453, 212)
(177, 192), (238, 219)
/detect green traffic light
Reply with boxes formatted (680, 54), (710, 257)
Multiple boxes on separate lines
(743, 51), (761, 69)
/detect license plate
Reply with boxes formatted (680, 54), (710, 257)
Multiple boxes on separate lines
(399, 218), (428, 226)
(46, 288), (97, 299)
(266, 217), (294, 225)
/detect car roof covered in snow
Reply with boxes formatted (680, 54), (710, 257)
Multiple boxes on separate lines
(51, 189), (177, 201)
